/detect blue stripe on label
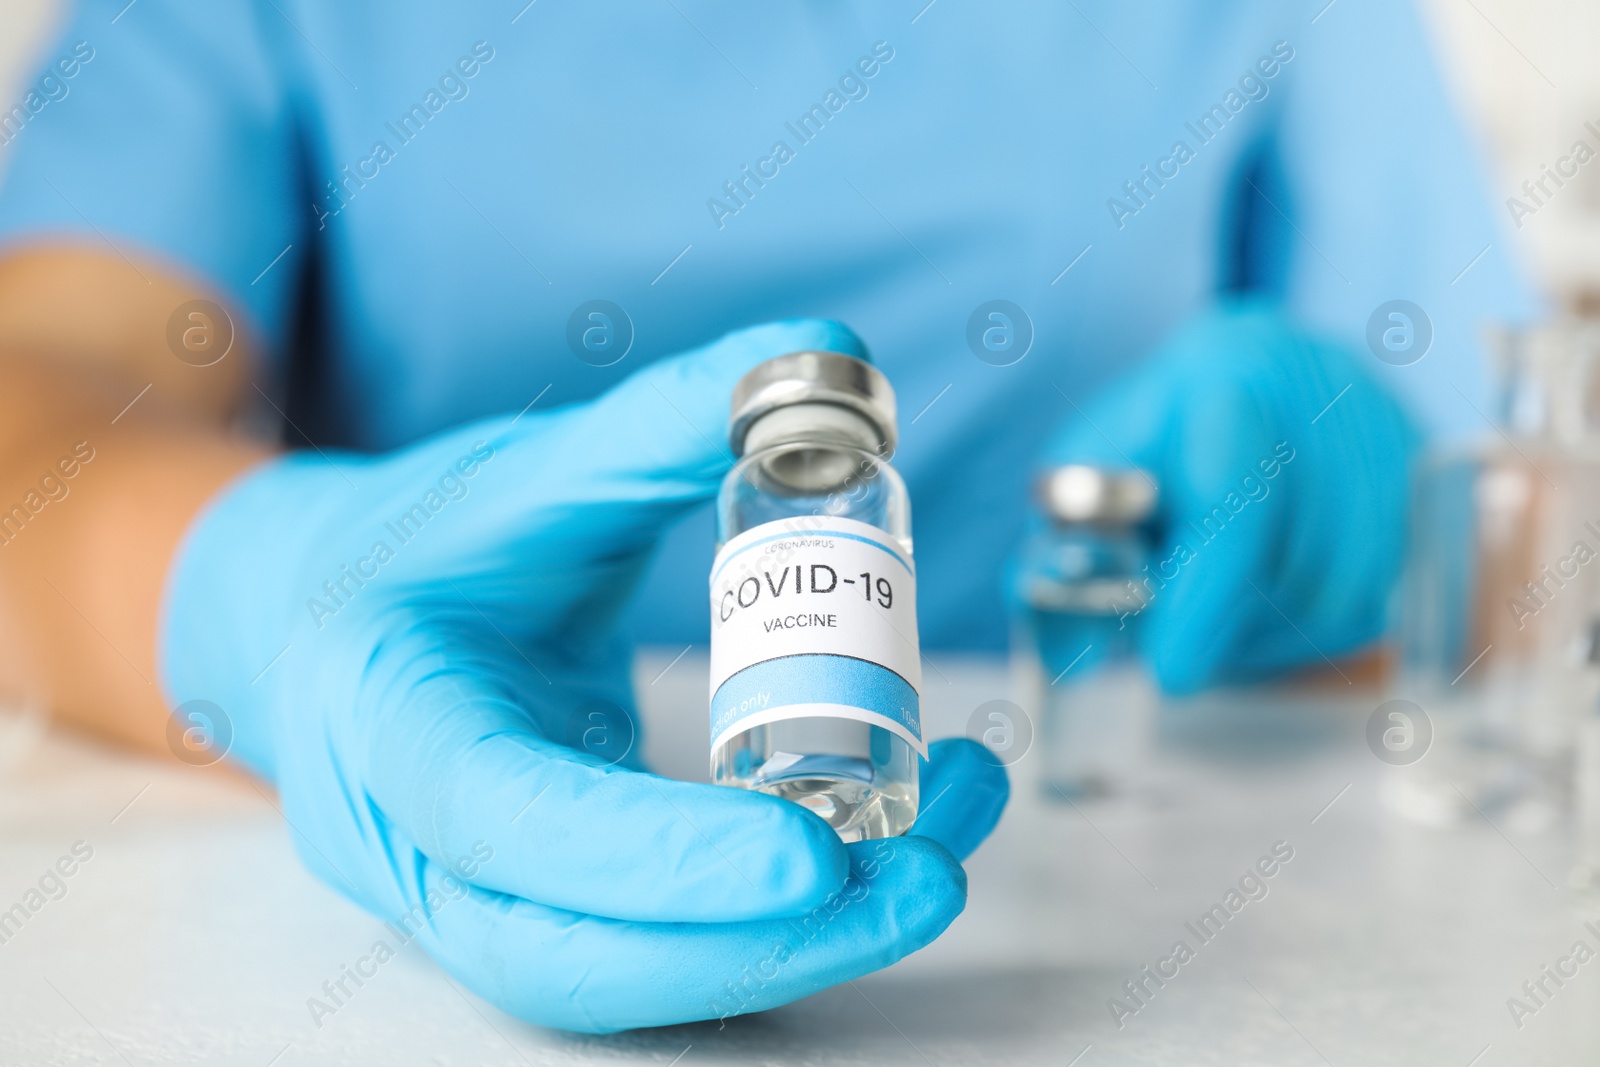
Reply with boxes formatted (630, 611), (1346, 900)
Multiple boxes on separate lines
(710, 653), (921, 746)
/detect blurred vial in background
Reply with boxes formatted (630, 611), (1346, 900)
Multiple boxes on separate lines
(1571, 622), (1600, 892)
(1393, 319), (1600, 829)
(1015, 465), (1158, 799)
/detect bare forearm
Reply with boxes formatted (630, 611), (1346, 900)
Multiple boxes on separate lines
(0, 355), (268, 753)
(0, 248), (268, 755)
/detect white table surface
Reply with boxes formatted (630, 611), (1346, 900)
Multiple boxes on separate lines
(1, 651), (1596, 1066)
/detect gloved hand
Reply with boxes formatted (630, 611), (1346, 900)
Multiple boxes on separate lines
(160, 319), (1008, 1033)
(1041, 300), (1417, 693)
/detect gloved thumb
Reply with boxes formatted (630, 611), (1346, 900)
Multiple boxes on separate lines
(572, 319), (870, 489)
(405, 318), (868, 605)
(522, 318), (866, 519)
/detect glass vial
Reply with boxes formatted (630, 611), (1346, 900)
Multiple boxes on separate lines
(1017, 465), (1156, 798)
(1571, 621), (1600, 892)
(710, 350), (920, 842)
(1391, 321), (1600, 827)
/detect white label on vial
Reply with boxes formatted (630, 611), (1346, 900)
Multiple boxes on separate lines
(709, 516), (924, 757)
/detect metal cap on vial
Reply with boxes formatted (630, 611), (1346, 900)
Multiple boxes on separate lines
(1036, 465), (1158, 525)
(729, 351), (897, 459)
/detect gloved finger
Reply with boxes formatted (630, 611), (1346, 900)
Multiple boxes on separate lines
(452, 318), (867, 555)
(1142, 476), (1279, 693)
(417, 834), (966, 1033)
(363, 626), (850, 924)
(909, 738), (1009, 861)
(388, 319), (868, 635)
(1042, 375), (1272, 693)
(1267, 353), (1415, 663)
(1043, 308), (1313, 693)
(1137, 376), (1283, 693)
(561, 316), (868, 486)
(1139, 318), (1412, 689)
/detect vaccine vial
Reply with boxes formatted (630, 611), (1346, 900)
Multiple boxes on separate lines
(710, 350), (921, 842)
(1389, 321), (1600, 827)
(1018, 465), (1156, 798)
(1572, 622), (1600, 893)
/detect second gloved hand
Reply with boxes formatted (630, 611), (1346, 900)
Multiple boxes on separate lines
(1042, 301), (1418, 693)
(160, 319), (1008, 1032)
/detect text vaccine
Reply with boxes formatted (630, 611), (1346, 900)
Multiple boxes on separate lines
(710, 350), (920, 841)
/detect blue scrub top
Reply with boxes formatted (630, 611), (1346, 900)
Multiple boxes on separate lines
(0, 0), (1528, 649)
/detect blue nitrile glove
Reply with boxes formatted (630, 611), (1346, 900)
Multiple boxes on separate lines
(159, 319), (1008, 1033)
(1040, 301), (1418, 693)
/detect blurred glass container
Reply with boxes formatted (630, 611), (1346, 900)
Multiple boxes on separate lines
(1015, 465), (1157, 799)
(1391, 319), (1600, 828)
(1570, 623), (1600, 892)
